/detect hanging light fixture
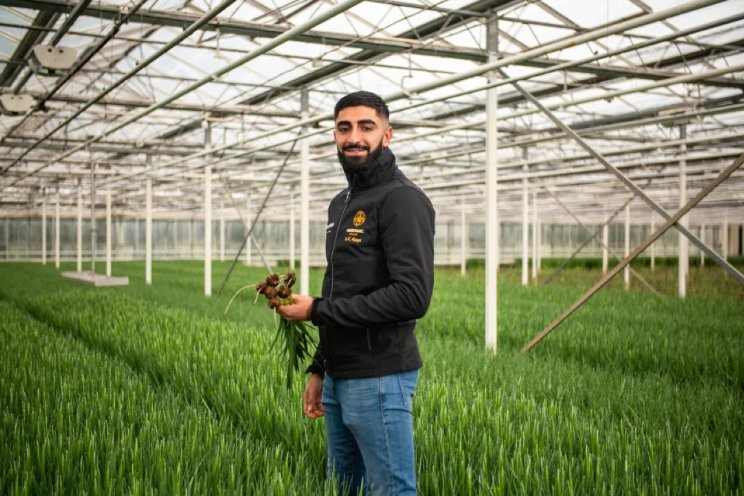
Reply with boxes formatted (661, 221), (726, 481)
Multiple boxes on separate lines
(28, 44), (77, 77)
(0, 93), (35, 115)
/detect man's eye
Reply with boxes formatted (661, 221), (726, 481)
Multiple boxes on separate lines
(362, 126), (374, 132)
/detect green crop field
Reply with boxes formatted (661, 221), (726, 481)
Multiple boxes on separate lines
(1, 261), (742, 495)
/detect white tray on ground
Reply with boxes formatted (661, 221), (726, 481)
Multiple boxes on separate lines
(61, 271), (129, 287)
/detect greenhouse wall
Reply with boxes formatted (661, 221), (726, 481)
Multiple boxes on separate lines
(1, 216), (741, 266)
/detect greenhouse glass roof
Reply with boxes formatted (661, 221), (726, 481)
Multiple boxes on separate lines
(0, 0), (742, 226)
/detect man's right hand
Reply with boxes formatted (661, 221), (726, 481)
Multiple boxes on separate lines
(303, 372), (325, 419)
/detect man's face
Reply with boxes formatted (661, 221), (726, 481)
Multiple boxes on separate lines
(334, 105), (393, 173)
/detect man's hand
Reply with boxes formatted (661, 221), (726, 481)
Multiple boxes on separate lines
(303, 372), (324, 419)
(276, 294), (313, 322)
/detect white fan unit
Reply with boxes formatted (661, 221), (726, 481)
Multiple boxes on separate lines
(28, 44), (77, 76)
(0, 93), (35, 115)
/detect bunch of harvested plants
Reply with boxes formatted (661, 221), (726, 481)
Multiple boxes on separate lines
(225, 272), (316, 388)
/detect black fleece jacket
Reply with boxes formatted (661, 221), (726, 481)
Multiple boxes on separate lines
(308, 147), (435, 378)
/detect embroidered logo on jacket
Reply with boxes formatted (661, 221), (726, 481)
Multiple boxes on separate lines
(353, 210), (366, 227)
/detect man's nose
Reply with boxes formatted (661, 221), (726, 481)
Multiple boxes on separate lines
(348, 127), (362, 143)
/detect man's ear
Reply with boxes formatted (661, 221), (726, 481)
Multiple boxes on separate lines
(383, 126), (393, 147)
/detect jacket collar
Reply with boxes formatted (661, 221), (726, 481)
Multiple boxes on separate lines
(344, 147), (398, 189)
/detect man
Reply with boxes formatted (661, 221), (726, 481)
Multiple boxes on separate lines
(277, 91), (435, 496)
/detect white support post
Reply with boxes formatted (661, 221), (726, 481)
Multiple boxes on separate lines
(521, 153), (529, 286)
(41, 196), (47, 265)
(89, 161), (97, 276)
(204, 165), (212, 296)
(300, 88), (310, 295)
(531, 191), (538, 280)
(624, 204), (630, 290)
(245, 194), (252, 266)
(460, 200), (467, 276)
(537, 218), (541, 271)
(602, 223), (609, 274)
(219, 201), (225, 263)
(678, 124), (688, 298)
(76, 183), (82, 272)
(700, 223), (705, 267)
(290, 193), (296, 271)
(204, 121), (212, 297)
(106, 192), (112, 277)
(722, 217), (728, 260)
(485, 15), (499, 352)
(145, 164), (152, 285)
(54, 195), (60, 268)
(650, 216), (656, 272)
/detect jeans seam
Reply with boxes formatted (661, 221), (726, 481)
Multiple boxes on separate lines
(379, 376), (395, 495)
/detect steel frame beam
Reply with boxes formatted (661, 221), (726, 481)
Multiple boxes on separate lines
(541, 186), (660, 296)
(523, 151), (744, 351)
(497, 66), (744, 287)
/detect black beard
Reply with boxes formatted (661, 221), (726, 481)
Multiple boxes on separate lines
(337, 141), (384, 175)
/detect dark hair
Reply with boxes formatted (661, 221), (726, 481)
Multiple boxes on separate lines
(334, 91), (389, 121)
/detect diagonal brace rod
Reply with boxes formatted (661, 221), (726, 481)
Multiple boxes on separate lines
(543, 187), (661, 296)
(498, 67), (744, 288)
(523, 151), (744, 351)
(217, 128), (302, 295)
(219, 188), (273, 276)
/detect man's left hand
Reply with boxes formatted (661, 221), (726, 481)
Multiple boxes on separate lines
(276, 294), (314, 321)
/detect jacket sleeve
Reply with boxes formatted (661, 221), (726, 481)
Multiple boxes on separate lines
(311, 186), (435, 329)
(306, 336), (325, 376)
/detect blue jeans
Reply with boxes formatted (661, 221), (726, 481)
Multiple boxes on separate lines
(322, 370), (419, 496)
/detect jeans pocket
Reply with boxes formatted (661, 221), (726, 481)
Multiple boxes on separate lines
(393, 370), (418, 413)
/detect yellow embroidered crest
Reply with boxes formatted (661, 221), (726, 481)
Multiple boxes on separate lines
(353, 210), (366, 227)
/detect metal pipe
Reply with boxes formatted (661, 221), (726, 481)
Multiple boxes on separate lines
(76, 180), (81, 272)
(497, 66), (744, 287)
(460, 198), (467, 276)
(204, 121), (212, 297)
(106, 191), (111, 277)
(484, 12), (498, 353)
(523, 150), (744, 352)
(679, 123), (688, 298)
(41, 194), (46, 264)
(396, 10), (744, 115)
(145, 156), (152, 285)
(300, 88), (310, 295)
(54, 194), (59, 268)
(386, 0), (722, 101)
(4, 0), (365, 188)
(521, 148), (528, 286)
(624, 204), (630, 290)
(542, 186), (660, 295)
(55, 0), (731, 195)
(216, 128), (303, 296)
(1, 0), (238, 175)
(9, 0), (150, 136)
(89, 159), (96, 274)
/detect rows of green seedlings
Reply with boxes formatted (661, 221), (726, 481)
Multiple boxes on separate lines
(425, 267), (744, 389)
(0, 261), (743, 494)
(0, 301), (332, 495)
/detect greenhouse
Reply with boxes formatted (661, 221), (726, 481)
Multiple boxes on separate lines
(0, 0), (742, 494)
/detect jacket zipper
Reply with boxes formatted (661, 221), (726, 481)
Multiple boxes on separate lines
(329, 184), (353, 301)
